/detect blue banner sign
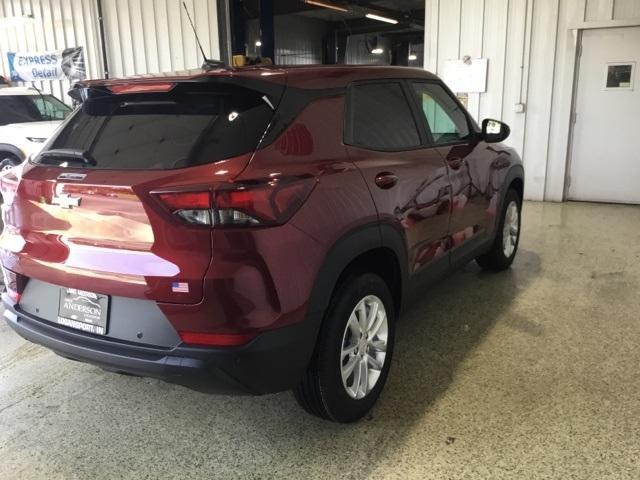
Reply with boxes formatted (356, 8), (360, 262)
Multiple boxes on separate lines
(7, 47), (85, 82)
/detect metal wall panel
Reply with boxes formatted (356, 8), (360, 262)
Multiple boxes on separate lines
(246, 15), (326, 65)
(585, 0), (614, 21)
(102, 0), (220, 77)
(345, 34), (392, 65)
(0, 0), (104, 103)
(613, 0), (640, 20)
(0, 0), (220, 104)
(273, 15), (325, 65)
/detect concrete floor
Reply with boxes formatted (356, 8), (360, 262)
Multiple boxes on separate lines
(1, 201), (639, 479)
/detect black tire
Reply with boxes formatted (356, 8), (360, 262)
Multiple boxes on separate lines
(293, 273), (395, 423)
(0, 154), (21, 172)
(476, 188), (522, 271)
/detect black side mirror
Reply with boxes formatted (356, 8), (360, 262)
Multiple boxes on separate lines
(481, 119), (510, 143)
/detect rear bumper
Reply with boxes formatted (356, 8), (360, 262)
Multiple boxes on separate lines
(2, 294), (321, 395)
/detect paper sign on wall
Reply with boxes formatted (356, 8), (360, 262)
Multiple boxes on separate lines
(442, 57), (488, 93)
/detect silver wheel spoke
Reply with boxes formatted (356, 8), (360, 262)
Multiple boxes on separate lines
(342, 343), (358, 358)
(366, 300), (379, 331)
(352, 358), (362, 396)
(357, 302), (367, 332)
(369, 339), (386, 352)
(368, 314), (384, 338)
(342, 356), (358, 381)
(358, 358), (368, 397)
(366, 353), (383, 370)
(347, 314), (360, 337)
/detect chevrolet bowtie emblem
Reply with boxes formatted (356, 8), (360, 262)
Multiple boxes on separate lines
(51, 193), (81, 209)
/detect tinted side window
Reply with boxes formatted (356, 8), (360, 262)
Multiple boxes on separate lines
(412, 82), (470, 145)
(0, 96), (43, 125)
(348, 82), (421, 151)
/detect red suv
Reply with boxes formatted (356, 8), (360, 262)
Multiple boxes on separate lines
(1, 66), (523, 422)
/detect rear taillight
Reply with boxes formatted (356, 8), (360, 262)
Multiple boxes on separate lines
(154, 177), (316, 228)
(157, 191), (213, 225)
(1, 267), (28, 304)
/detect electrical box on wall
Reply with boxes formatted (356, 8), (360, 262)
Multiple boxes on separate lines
(442, 57), (488, 93)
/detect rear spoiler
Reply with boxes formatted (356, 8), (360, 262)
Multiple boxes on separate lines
(69, 75), (286, 108)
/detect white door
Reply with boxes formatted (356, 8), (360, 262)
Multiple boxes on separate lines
(569, 27), (640, 204)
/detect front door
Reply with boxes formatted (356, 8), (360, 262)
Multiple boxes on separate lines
(409, 81), (497, 257)
(569, 26), (640, 204)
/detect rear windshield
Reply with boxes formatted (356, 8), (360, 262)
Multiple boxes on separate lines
(37, 84), (274, 170)
(0, 94), (71, 126)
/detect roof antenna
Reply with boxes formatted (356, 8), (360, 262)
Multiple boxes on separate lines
(182, 1), (226, 71)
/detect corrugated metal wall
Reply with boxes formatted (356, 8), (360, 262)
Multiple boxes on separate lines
(273, 15), (325, 65)
(345, 34), (391, 65)
(0, 0), (103, 104)
(0, 0), (220, 104)
(425, 0), (640, 201)
(247, 16), (326, 65)
(102, 0), (220, 77)
(344, 35), (423, 67)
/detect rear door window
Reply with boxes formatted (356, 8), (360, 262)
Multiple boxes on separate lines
(39, 84), (274, 170)
(346, 82), (421, 151)
(0, 94), (71, 125)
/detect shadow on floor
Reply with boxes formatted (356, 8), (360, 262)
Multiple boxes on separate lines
(184, 248), (543, 476)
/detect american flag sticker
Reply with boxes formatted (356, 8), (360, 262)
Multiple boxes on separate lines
(171, 282), (189, 293)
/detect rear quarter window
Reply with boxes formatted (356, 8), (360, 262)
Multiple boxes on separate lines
(40, 84), (274, 170)
(345, 82), (421, 151)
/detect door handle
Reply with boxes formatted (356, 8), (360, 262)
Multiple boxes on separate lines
(375, 172), (398, 189)
(438, 185), (452, 199)
(447, 157), (463, 170)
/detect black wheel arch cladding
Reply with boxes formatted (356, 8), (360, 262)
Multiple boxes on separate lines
(305, 222), (408, 320)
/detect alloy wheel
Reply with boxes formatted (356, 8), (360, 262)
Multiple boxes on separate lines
(340, 295), (388, 400)
(502, 200), (519, 257)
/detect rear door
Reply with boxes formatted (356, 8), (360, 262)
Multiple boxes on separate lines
(345, 80), (451, 276)
(0, 81), (276, 305)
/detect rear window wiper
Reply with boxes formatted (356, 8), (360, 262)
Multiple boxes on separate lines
(37, 149), (97, 167)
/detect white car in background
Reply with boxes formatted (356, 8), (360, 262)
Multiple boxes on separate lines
(0, 87), (72, 171)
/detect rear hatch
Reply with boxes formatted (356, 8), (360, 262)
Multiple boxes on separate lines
(0, 79), (281, 305)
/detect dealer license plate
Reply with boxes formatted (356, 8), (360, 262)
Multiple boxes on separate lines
(57, 287), (109, 335)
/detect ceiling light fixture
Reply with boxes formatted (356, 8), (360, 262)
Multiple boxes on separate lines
(372, 48), (384, 55)
(408, 54), (417, 61)
(304, 0), (349, 13)
(365, 13), (398, 24)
